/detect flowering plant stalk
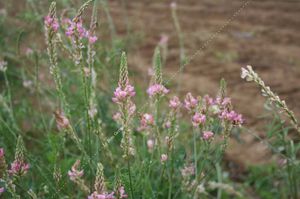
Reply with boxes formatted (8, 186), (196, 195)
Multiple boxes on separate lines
(112, 52), (136, 198)
(241, 65), (300, 133)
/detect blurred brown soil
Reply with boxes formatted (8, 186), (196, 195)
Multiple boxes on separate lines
(108, 0), (300, 170)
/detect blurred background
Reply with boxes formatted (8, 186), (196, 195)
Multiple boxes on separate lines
(1, 0), (300, 189)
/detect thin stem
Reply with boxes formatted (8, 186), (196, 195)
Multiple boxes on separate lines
(193, 128), (198, 178)
(127, 159), (134, 199)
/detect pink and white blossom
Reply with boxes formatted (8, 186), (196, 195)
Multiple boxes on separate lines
(184, 93), (198, 111)
(8, 160), (30, 176)
(112, 85), (135, 104)
(68, 160), (84, 181)
(169, 96), (181, 109)
(192, 112), (206, 127)
(147, 84), (169, 97)
(202, 131), (214, 140)
(44, 15), (59, 32)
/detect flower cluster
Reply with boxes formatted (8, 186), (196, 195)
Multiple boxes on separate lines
(54, 110), (70, 130)
(117, 186), (128, 198)
(68, 160), (84, 181)
(219, 110), (243, 126)
(192, 112), (206, 127)
(202, 131), (214, 140)
(44, 15), (59, 32)
(139, 113), (154, 131)
(8, 160), (30, 176)
(184, 93), (198, 111)
(88, 191), (115, 199)
(169, 96), (181, 109)
(147, 84), (169, 97)
(112, 85), (135, 104)
(65, 18), (98, 44)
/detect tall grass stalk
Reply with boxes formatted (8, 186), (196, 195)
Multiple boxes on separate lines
(171, 2), (186, 93)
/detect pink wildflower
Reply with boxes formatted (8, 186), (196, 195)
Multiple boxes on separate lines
(54, 110), (70, 130)
(118, 186), (128, 198)
(65, 18), (88, 39)
(192, 112), (206, 127)
(68, 160), (84, 181)
(44, 15), (59, 32)
(219, 110), (243, 125)
(221, 97), (231, 107)
(88, 191), (115, 199)
(184, 93), (198, 111)
(161, 154), (168, 163)
(169, 96), (181, 109)
(112, 85), (135, 104)
(89, 35), (98, 44)
(204, 95), (215, 106)
(147, 84), (169, 97)
(164, 120), (171, 129)
(202, 131), (214, 140)
(113, 112), (122, 122)
(140, 113), (154, 129)
(8, 160), (30, 176)
(128, 102), (136, 116)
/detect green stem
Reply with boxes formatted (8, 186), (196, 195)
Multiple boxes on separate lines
(193, 128), (198, 178)
(127, 159), (134, 199)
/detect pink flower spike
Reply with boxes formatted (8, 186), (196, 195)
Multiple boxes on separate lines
(164, 120), (171, 129)
(140, 113), (154, 129)
(112, 85), (135, 104)
(44, 15), (59, 32)
(192, 112), (206, 127)
(68, 160), (84, 181)
(202, 131), (214, 140)
(113, 112), (122, 121)
(184, 93), (198, 111)
(118, 186), (128, 198)
(89, 35), (98, 44)
(8, 160), (30, 176)
(147, 84), (169, 97)
(204, 95), (214, 106)
(169, 96), (181, 109)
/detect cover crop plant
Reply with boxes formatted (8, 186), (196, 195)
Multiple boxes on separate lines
(1, 1), (299, 199)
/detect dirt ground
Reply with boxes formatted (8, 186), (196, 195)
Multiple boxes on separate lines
(108, 0), (300, 169)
